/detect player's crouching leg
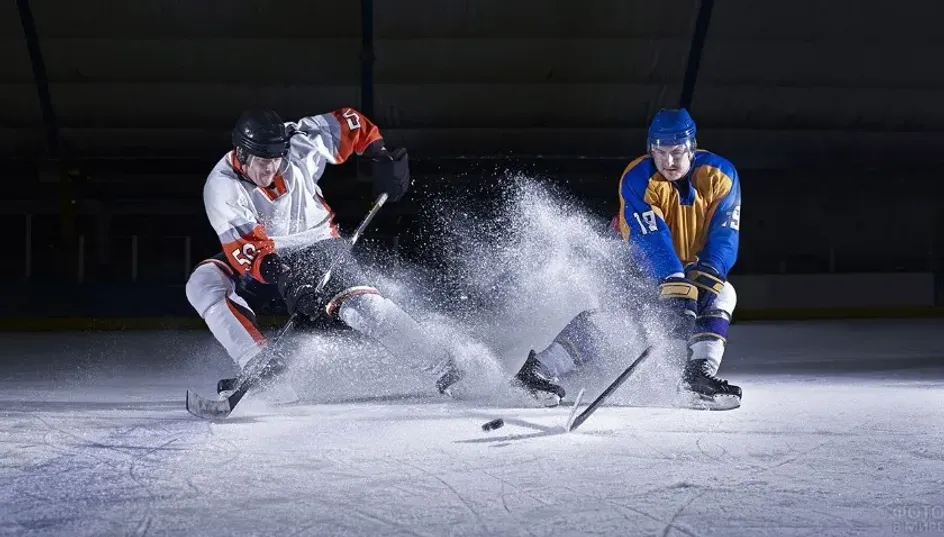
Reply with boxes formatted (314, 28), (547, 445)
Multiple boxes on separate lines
(513, 309), (609, 405)
(689, 281), (736, 374)
(186, 260), (295, 401)
(185, 260), (267, 369)
(680, 281), (742, 409)
(278, 238), (464, 396)
(328, 290), (464, 396)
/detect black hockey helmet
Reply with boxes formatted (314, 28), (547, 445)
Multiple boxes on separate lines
(232, 109), (289, 164)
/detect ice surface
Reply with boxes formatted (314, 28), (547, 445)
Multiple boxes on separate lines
(1, 319), (943, 537)
(3, 182), (943, 535)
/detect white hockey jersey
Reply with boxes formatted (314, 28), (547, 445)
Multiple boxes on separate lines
(203, 107), (382, 282)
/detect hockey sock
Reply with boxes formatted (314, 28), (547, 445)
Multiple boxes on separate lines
(688, 309), (730, 375)
(535, 310), (607, 378)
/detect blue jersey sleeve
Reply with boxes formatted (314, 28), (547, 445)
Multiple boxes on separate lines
(697, 161), (741, 278)
(618, 159), (684, 281)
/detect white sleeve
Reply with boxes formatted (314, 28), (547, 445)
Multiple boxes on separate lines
(285, 115), (337, 181)
(288, 108), (382, 167)
(205, 176), (255, 243)
(203, 171), (275, 280)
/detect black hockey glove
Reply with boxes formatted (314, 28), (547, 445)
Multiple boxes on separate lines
(257, 252), (286, 284)
(362, 141), (410, 202)
(274, 245), (333, 319)
(685, 261), (725, 310)
(658, 276), (698, 340)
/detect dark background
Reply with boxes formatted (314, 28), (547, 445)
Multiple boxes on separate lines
(2, 0), (942, 322)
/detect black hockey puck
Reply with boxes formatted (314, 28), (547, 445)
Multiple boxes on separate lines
(481, 418), (504, 431)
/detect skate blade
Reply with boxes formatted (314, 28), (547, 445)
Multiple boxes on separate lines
(676, 391), (741, 411)
(533, 391), (562, 408)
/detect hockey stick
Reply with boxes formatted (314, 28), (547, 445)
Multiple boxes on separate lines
(564, 388), (586, 431)
(186, 193), (389, 420)
(566, 344), (652, 432)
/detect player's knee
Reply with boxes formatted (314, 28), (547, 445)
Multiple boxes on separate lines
(566, 310), (599, 331)
(336, 292), (413, 341)
(554, 309), (605, 366)
(691, 282), (736, 346)
(325, 285), (387, 318)
(691, 308), (731, 345)
(186, 262), (234, 317)
(712, 281), (737, 316)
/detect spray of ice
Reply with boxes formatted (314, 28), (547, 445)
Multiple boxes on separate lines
(290, 174), (682, 406)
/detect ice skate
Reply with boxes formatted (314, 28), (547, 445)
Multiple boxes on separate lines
(513, 351), (566, 407)
(677, 358), (741, 411)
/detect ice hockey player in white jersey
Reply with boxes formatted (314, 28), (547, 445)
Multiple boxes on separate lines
(185, 108), (462, 397)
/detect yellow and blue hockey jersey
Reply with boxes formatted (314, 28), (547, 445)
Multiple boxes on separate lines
(617, 150), (741, 281)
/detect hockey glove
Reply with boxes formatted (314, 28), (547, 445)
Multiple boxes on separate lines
(685, 261), (725, 310)
(363, 141), (410, 202)
(257, 252), (287, 284)
(658, 276), (698, 339)
(274, 249), (322, 318)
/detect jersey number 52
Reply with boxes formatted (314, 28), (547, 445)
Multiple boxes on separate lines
(231, 243), (257, 267)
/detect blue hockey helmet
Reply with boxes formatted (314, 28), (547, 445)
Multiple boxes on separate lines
(647, 108), (697, 149)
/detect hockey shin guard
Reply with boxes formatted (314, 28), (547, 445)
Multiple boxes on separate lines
(535, 310), (607, 378)
(338, 293), (453, 377)
(688, 309), (730, 375)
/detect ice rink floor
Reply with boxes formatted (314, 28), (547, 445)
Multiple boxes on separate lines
(1, 319), (943, 537)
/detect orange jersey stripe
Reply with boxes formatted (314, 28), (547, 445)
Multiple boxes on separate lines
(198, 258), (235, 278)
(259, 173), (288, 200)
(331, 107), (382, 163)
(225, 297), (265, 344)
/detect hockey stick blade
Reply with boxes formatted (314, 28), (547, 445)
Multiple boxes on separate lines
(185, 376), (254, 420)
(567, 345), (652, 432)
(186, 390), (232, 420)
(564, 388), (586, 432)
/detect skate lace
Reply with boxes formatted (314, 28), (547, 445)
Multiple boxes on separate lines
(701, 364), (728, 386)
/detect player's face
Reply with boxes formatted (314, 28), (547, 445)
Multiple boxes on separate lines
(244, 156), (283, 187)
(651, 143), (693, 181)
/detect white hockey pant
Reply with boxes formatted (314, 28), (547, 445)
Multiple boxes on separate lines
(337, 293), (453, 378)
(186, 261), (266, 369)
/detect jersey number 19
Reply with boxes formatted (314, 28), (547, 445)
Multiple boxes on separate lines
(633, 210), (659, 234)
